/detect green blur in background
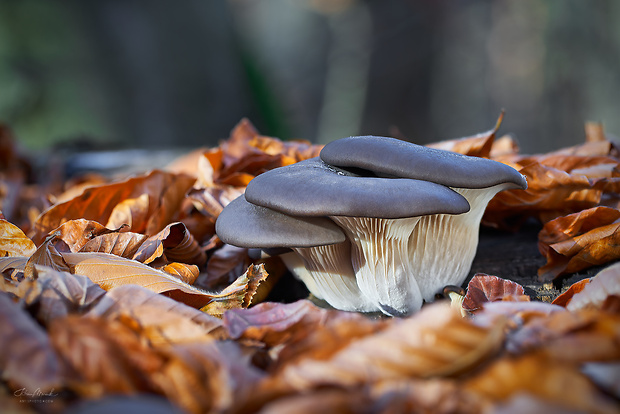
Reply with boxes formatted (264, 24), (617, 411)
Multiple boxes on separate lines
(1, 0), (619, 154)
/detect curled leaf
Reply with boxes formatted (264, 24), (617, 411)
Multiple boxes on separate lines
(32, 170), (195, 244)
(538, 207), (620, 281)
(274, 303), (505, 390)
(87, 284), (223, 344)
(0, 292), (64, 391)
(132, 222), (206, 267)
(463, 274), (529, 312)
(465, 352), (619, 414)
(565, 262), (620, 311)
(0, 219), (36, 257)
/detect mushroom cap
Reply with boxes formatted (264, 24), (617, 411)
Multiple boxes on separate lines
(320, 136), (528, 189)
(215, 194), (346, 248)
(244, 158), (470, 218)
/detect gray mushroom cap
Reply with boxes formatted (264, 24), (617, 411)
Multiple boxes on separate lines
(244, 158), (471, 219)
(320, 136), (528, 190)
(215, 194), (346, 248)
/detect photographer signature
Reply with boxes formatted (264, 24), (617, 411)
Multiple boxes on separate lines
(14, 388), (58, 398)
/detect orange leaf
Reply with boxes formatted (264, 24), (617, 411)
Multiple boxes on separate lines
(32, 170), (195, 244)
(162, 262), (199, 285)
(465, 352), (618, 414)
(79, 231), (148, 258)
(272, 303), (505, 390)
(0, 218), (36, 257)
(48, 315), (165, 397)
(132, 222), (206, 267)
(552, 278), (591, 307)
(87, 284), (223, 344)
(463, 274), (529, 312)
(0, 292), (64, 391)
(426, 111), (504, 158)
(62, 252), (217, 308)
(565, 262), (620, 311)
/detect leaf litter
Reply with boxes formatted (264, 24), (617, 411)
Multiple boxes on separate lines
(0, 118), (619, 413)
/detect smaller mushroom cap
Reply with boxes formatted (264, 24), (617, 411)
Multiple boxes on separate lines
(244, 158), (470, 218)
(215, 195), (346, 248)
(320, 136), (528, 189)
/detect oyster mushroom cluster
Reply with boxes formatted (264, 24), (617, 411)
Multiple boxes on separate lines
(216, 136), (527, 316)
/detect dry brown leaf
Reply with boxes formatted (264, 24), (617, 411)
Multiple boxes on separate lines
(272, 303), (505, 390)
(30, 266), (106, 324)
(552, 278), (591, 307)
(200, 263), (269, 316)
(25, 233), (70, 277)
(48, 315), (165, 397)
(106, 193), (151, 231)
(504, 304), (620, 363)
(0, 292), (64, 391)
(86, 284), (223, 344)
(565, 262), (620, 311)
(132, 222), (206, 267)
(484, 161), (607, 229)
(465, 352), (619, 414)
(154, 340), (263, 414)
(538, 212), (620, 282)
(161, 262), (199, 285)
(200, 244), (251, 290)
(79, 231), (148, 258)
(32, 170), (195, 244)
(462, 274), (529, 312)
(61, 252), (222, 309)
(62, 252), (267, 313)
(368, 379), (488, 414)
(426, 112), (504, 157)
(0, 219), (36, 257)
(51, 219), (125, 253)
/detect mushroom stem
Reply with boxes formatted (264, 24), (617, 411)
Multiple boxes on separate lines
(330, 183), (514, 316)
(330, 216), (424, 316)
(409, 183), (516, 302)
(281, 242), (378, 312)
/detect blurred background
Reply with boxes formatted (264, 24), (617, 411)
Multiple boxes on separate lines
(1, 0), (619, 156)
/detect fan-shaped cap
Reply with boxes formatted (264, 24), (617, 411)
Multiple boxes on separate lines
(215, 195), (346, 248)
(320, 136), (528, 190)
(244, 158), (470, 218)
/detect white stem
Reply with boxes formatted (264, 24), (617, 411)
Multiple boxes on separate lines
(331, 216), (423, 316)
(281, 242), (378, 312)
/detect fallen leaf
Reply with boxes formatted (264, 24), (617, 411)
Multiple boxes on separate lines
(465, 352), (619, 414)
(538, 220), (620, 282)
(426, 111), (504, 158)
(273, 303), (505, 390)
(79, 231), (148, 258)
(161, 262), (200, 285)
(86, 284), (223, 344)
(484, 161), (607, 229)
(0, 292), (64, 391)
(200, 244), (251, 290)
(537, 207), (620, 281)
(25, 233), (70, 277)
(48, 315), (165, 397)
(132, 222), (206, 267)
(200, 264), (269, 316)
(552, 278), (591, 307)
(51, 219), (125, 253)
(154, 340), (263, 414)
(32, 170), (195, 244)
(61, 252), (224, 309)
(106, 193), (151, 231)
(0, 219), (36, 257)
(565, 262), (620, 311)
(462, 274), (529, 312)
